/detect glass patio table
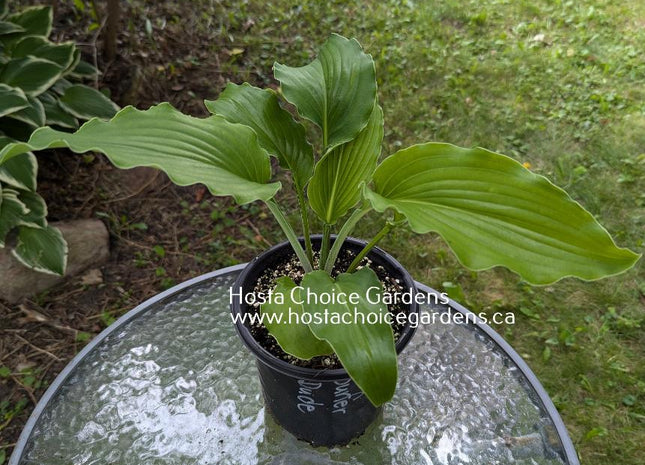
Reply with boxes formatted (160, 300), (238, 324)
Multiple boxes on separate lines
(9, 265), (580, 465)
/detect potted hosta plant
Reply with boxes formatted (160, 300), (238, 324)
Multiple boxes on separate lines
(0, 34), (639, 446)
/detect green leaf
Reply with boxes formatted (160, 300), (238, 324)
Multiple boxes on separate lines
(6, 95), (45, 127)
(622, 395), (636, 406)
(152, 244), (165, 257)
(542, 346), (552, 362)
(301, 268), (397, 406)
(274, 34), (376, 152)
(58, 84), (120, 120)
(0, 57), (63, 96)
(65, 48), (81, 75)
(0, 0), (8, 18)
(0, 144), (37, 191)
(70, 59), (99, 78)
(11, 36), (76, 70)
(13, 224), (67, 275)
(0, 83), (28, 117)
(365, 143), (641, 284)
(43, 105), (79, 128)
(0, 117), (32, 140)
(0, 187), (28, 246)
(442, 281), (466, 303)
(0, 103), (281, 204)
(308, 104), (383, 224)
(18, 190), (47, 227)
(6, 6), (52, 37)
(38, 92), (78, 129)
(205, 82), (314, 189)
(584, 427), (607, 441)
(0, 21), (24, 35)
(50, 78), (73, 95)
(72, 0), (85, 13)
(261, 276), (334, 359)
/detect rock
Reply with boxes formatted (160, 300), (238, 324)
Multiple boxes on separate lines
(80, 268), (104, 286)
(0, 219), (109, 303)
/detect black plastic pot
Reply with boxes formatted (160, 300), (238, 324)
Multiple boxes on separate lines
(230, 236), (419, 447)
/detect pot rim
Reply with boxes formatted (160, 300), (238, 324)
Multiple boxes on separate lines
(230, 235), (419, 380)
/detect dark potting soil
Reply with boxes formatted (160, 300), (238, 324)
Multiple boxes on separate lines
(248, 249), (410, 370)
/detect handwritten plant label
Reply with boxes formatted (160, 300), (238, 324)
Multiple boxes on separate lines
(296, 379), (324, 413)
(296, 378), (363, 414)
(332, 379), (363, 414)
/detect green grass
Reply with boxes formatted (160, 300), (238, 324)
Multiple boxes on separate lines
(198, 1), (644, 463)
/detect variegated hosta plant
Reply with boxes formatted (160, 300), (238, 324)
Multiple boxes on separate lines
(0, 34), (639, 405)
(0, 1), (119, 275)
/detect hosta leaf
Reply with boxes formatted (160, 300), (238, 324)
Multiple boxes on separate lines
(0, 142), (37, 191)
(301, 268), (397, 406)
(38, 91), (79, 129)
(274, 34), (376, 153)
(6, 6), (52, 38)
(365, 143), (641, 284)
(13, 225), (67, 276)
(65, 48), (81, 75)
(205, 82), (314, 189)
(42, 102), (79, 128)
(308, 104), (383, 224)
(18, 190), (46, 227)
(0, 57), (63, 96)
(0, 83), (28, 117)
(59, 84), (120, 120)
(0, 117), (32, 140)
(261, 276), (333, 359)
(0, 1), (8, 18)
(0, 103), (280, 204)
(0, 21), (24, 35)
(0, 187), (28, 246)
(11, 35), (49, 55)
(50, 78), (72, 95)
(36, 90), (56, 104)
(70, 59), (99, 78)
(7, 96), (45, 128)
(11, 36), (76, 70)
(43, 104), (79, 128)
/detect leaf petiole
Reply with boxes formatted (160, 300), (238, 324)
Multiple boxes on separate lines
(296, 188), (314, 264)
(265, 199), (313, 272)
(347, 221), (394, 273)
(324, 203), (372, 273)
(320, 223), (332, 269)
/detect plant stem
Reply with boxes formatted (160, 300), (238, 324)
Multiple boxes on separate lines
(320, 223), (332, 269)
(324, 204), (371, 273)
(265, 199), (313, 272)
(297, 189), (314, 264)
(347, 222), (393, 273)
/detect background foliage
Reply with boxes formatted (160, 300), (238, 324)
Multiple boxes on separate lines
(0, 2), (118, 275)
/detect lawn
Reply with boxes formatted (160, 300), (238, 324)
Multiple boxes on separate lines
(233, 2), (645, 462)
(1, 0), (643, 464)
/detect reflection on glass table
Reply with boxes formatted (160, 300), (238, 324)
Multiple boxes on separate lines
(10, 266), (580, 465)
